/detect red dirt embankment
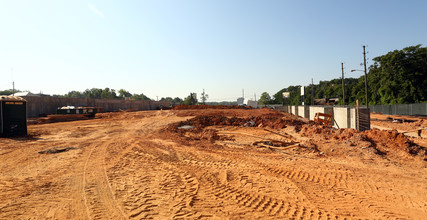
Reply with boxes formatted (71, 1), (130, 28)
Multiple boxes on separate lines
(173, 104), (251, 110)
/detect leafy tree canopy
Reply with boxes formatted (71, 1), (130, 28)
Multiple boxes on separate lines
(258, 92), (272, 105)
(0, 89), (21, 96)
(60, 88), (151, 101)
(183, 93), (198, 105)
(272, 45), (427, 105)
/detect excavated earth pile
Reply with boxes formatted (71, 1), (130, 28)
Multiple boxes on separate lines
(172, 104), (252, 110)
(0, 109), (426, 219)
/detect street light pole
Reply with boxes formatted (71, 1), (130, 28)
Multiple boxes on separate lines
(363, 46), (368, 108)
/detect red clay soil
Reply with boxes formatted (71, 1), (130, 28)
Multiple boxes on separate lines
(1, 109), (426, 219)
(168, 110), (426, 161)
(173, 104), (252, 110)
(172, 115), (308, 130)
(371, 113), (427, 133)
(298, 123), (426, 159)
(171, 107), (302, 119)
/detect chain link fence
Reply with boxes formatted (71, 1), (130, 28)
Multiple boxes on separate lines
(370, 103), (427, 116)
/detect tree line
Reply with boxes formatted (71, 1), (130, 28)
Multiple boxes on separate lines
(259, 45), (427, 106)
(62, 89), (207, 106)
(59, 88), (152, 101)
(0, 87), (212, 106)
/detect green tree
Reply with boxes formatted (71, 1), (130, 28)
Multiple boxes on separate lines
(118, 89), (132, 99)
(272, 45), (427, 106)
(0, 89), (20, 96)
(100, 88), (117, 99)
(83, 88), (102, 98)
(131, 93), (151, 101)
(184, 93), (197, 105)
(173, 97), (184, 105)
(272, 88), (286, 104)
(200, 90), (209, 104)
(160, 97), (185, 105)
(367, 45), (427, 104)
(258, 92), (272, 105)
(64, 91), (85, 98)
(287, 86), (302, 105)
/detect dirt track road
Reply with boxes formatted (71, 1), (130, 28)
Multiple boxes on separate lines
(1, 109), (426, 219)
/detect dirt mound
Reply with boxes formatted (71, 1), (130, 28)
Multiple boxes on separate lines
(362, 128), (426, 158)
(173, 104), (251, 110)
(299, 124), (426, 160)
(172, 107), (296, 119)
(172, 115), (307, 131)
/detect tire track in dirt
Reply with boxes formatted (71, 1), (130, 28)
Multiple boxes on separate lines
(194, 171), (338, 219)
(262, 164), (411, 219)
(180, 148), (335, 218)
(108, 144), (160, 219)
(150, 141), (338, 219)
(134, 127), (418, 219)
(79, 114), (425, 219)
(104, 140), (206, 219)
(82, 141), (127, 220)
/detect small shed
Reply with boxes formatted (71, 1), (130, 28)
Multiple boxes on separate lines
(0, 96), (27, 136)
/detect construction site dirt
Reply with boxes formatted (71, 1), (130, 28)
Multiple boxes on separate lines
(1, 108), (426, 219)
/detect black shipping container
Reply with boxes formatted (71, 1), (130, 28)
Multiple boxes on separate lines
(0, 96), (27, 136)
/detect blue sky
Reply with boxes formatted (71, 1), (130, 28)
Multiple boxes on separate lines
(1, 0), (426, 101)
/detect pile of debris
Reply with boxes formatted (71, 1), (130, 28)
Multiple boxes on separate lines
(299, 124), (426, 159)
(167, 110), (426, 161)
(171, 115), (309, 131)
(172, 105), (251, 110)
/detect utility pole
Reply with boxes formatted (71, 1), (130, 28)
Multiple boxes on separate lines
(363, 45), (368, 108)
(11, 68), (15, 96)
(341, 63), (345, 105)
(311, 78), (314, 105)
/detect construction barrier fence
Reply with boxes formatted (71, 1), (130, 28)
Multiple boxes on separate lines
(370, 103), (427, 116)
(268, 105), (370, 131)
(21, 96), (169, 117)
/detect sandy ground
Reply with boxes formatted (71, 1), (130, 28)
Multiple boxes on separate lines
(0, 109), (426, 219)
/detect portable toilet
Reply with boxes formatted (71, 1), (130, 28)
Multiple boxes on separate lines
(0, 96), (27, 136)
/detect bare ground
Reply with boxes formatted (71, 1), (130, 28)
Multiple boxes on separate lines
(0, 109), (426, 219)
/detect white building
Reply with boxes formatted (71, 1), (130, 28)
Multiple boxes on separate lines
(237, 97), (244, 105)
(247, 100), (258, 108)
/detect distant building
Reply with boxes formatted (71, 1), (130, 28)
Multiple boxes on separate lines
(247, 100), (258, 108)
(237, 97), (244, 105)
